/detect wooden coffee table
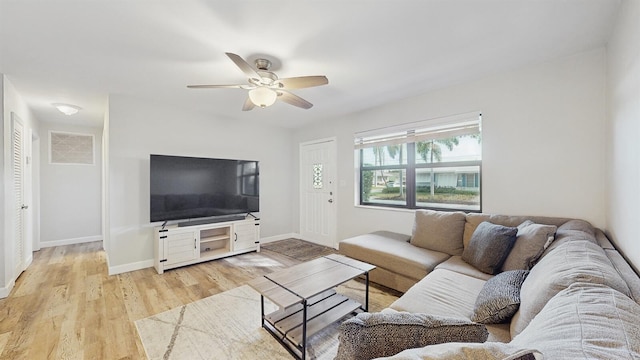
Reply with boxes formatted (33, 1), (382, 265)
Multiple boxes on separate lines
(248, 254), (375, 360)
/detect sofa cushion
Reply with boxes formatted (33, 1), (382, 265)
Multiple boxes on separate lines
(389, 269), (486, 319)
(502, 221), (557, 271)
(472, 270), (529, 324)
(510, 283), (640, 359)
(605, 248), (640, 305)
(411, 210), (466, 256)
(511, 239), (632, 336)
(462, 222), (517, 275)
(335, 312), (488, 360)
(378, 342), (542, 360)
(540, 219), (597, 256)
(339, 231), (449, 282)
(434, 256), (493, 281)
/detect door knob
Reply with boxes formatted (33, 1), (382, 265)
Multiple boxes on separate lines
(21, 205), (28, 210)
(328, 199), (333, 203)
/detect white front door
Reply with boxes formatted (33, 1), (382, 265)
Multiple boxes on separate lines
(299, 138), (337, 248)
(12, 113), (26, 276)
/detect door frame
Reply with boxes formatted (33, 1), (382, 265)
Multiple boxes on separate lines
(299, 137), (338, 248)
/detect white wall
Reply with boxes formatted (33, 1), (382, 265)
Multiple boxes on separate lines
(1, 74), (40, 297)
(105, 94), (294, 272)
(39, 122), (102, 246)
(606, 0), (640, 272)
(293, 49), (607, 241)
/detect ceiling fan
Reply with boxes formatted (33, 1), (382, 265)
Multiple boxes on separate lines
(187, 53), (328, 111)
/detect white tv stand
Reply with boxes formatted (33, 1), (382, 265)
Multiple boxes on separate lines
(153, 217), (260, 274)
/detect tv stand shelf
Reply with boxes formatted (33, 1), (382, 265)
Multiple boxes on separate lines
(154, 217), (260, 274)
(201, 235), (229, 242)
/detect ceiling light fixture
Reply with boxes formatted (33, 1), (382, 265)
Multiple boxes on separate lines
(53, 103), (82, 115)
(248, 87), (277, 108)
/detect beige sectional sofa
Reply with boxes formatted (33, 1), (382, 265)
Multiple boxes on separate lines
(338, 210), (640, 359)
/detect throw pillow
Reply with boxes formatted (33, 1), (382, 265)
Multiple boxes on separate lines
(335, 312), (488, 360)
(471, 270), (529, 324)
(501, 221), (557, 271)
(410, 210), (466, 256)
(462, 221), (518, 274)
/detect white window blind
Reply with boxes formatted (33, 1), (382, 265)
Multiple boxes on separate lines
(355, 112), (481, 149)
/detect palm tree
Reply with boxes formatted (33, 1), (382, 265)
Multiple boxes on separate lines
(416, 138), (459, 195)
(416, 138), (459, 162)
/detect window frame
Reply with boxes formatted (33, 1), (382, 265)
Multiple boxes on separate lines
(356, 112), (482, 212)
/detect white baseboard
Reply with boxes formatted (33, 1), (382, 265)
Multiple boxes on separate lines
(260, 233), (301, 244)
(0, 279), (15, 299)
(108, 259), (155, 276)
(39, 235), (103, 248)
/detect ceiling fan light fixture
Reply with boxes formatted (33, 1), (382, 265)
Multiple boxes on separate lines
(248, 87), (277, 108)
(52, 103), (81, 115)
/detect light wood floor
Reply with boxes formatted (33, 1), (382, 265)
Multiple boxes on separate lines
(0, 240), (390, 360)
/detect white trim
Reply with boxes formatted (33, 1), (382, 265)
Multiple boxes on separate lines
(108, 259), (155, 276)
(0, 279), (15, 299)
(39, 235), (102, 248)
(354, 204), (415, 213)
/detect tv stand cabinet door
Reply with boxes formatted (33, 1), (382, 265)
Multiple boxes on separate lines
(165, 230), (198, 266)
(233, 221), (260, 252)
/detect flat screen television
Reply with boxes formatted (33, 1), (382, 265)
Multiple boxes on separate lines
(150, 154), (259, 223)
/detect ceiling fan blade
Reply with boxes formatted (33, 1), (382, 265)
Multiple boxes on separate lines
(226, 52), (261, 80)
(242, 96), (255, 111)
(277, 75), (328, 89)
(187, 84), (244, 89)
(277, 90), (313, 109)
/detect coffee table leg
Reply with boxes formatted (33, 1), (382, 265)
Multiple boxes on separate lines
(301, 299), (307, 360)
(260, 295), (265, 327)
(365, 271), (370, 312)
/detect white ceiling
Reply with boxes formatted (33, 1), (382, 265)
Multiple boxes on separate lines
(0, 0), (621, 129)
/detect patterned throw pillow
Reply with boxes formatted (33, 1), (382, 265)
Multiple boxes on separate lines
(462, 221), (518, 274)
(335, 312), (488, 360)
(472, 270), (529, 324)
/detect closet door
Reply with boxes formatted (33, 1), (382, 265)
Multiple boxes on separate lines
(12, 113), (26, 276)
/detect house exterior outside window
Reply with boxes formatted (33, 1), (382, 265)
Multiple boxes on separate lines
(355, 112), (482, 212)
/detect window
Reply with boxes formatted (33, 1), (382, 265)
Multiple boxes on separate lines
(49, 131), (95, 165)
(355, 112), (482, 212)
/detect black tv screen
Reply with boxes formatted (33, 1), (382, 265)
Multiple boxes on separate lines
(150, 154), (259, 222)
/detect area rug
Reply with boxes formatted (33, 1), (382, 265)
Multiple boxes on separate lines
(135, 285), (342, 360)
